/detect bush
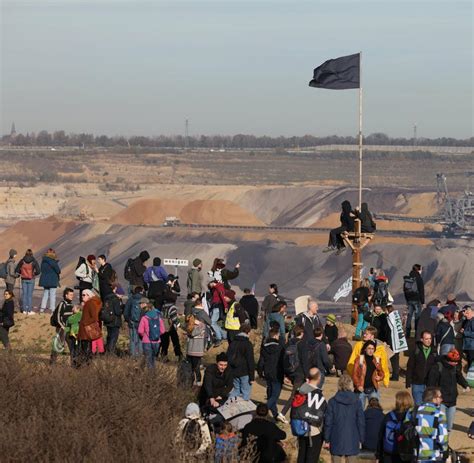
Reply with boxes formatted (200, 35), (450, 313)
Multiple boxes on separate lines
(0, 354), (191, 462)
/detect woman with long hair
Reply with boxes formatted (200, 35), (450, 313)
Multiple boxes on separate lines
(0, 289), (15, 349)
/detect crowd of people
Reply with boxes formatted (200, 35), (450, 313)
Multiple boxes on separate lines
(0, 246), (473, 463)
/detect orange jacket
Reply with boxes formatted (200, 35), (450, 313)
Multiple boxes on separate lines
(352, 354), (385, 390)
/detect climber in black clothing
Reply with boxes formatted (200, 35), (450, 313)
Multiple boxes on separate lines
(324, 200), (355, 253)
(356, 203), (376, 233)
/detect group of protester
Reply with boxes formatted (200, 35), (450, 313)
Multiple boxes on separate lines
(1, 247), (473, 463)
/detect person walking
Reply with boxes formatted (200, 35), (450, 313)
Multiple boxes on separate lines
(351, 340), (385, 409)
(5, 249), (18, 293)
(0, 290), (15, 349)
(405, 330), (437, 406)
(228, 323), (255, 401)
(187, 258), (203, 296)
(138, 300), (165, 369)
(300, 327), (331, 388)
(375, 391), (414, 463)
(15, 249), (40, 315)
(324, 374), (365, 463)
(435, 310), (455, 355)
(239, 288), (259, 330)
(39, 248), (61, 314)
(403, 264), (425, 338)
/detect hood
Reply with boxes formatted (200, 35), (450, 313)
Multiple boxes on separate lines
(263, 339), (281, 352)
(139, 251), (150, 262)
(146, 308), (160, 318)
(8, 249), (17, 259)
(22, 255), (35, 264)
(334, 390), (359, 405)
(43, 255), (58, 263)
(307, 338), (322, 349)
(185, 402), (201, 420)
(235, 332), (249, 341)
(341, 200), (352, 214)
(44, 251), (57, 260)
(152, 257), (161, 266)
(131, 293), (143, 301)
(299, 383), (318, 394)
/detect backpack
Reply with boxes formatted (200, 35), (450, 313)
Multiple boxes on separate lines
(177, 359), (194, 388)
(397, 408), (421, 462)
(0, 262), (7, 279)
(123, 257), (134, 282)
(290, 418), (309, 437)
(307, 341), (323, 370)
(99, 299), (116, 325)
(374, 280), (389, 306)
(130, 297), (142, 324)
(181, 419), (201, 452)
(290, 391), (325, 436)
(352, 287), (366, 305)
(75, 256), (88, 281)
(20, 261), (34, 279)
(283, 342), (300, 376)
(383, 411), (402, 454)
(185, 313), (196, 336)
(403, 276), (418, 295)
(147, 314), (161, 341)
(50, 302), (62, 328)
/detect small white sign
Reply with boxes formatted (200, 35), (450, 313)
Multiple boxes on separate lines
(163, 258), (189, 267)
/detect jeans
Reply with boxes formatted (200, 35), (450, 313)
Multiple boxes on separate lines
(441, 404), (456, 432)
(211, 307), (224, 341)
(267, 380), (283, 418)
(230, 375), (252, 401)
(406, 301), (421, 337)
(143, 343), (160, 369)
(41, 287), (57, 312)
(129, 326), (143, 357)
(21, 279), (35, 313)
(355, 312), (369, 338)
(358, 389), (380, 409)
(106, 326), (120, 354)
(411, 384), (426, 406)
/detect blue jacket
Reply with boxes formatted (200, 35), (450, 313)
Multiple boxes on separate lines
(362, 407), (384, 451)
(143, 266), (168, 284)
(39, 255), (61, 288)
(263, 312), (285, 340)
(463, 318), (474, 351)
(324, 391), (365, 456)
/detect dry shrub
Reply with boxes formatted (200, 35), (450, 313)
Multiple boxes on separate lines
(0, 353), (193, 462)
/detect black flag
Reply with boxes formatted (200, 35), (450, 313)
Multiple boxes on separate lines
(309, 53), (360, 90)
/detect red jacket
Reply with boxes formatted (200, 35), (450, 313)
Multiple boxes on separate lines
(211, 282), (228, 310)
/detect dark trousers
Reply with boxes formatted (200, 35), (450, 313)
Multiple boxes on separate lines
(247, 311), (258, 330)
(281, 375), (305, 415)
(187, 355), (202, 383)
(328, 227), (346, 249)
(465, 350), (474, 366)
(297, 433), (323, 463)
(227, 329), (238, 344)
(105, 326), (120, 354)
(267, 380), (283, 418)
(160, 326), (182, 357)
(78, 340), (92, 366)
(390, 352), (400, 380)
(67, 335), (80, 367)
(0, 326), (10, 348)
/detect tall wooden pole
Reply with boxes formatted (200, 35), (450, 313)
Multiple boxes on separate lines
(358, 51), (363, 210)
(352, 219), (362, 294)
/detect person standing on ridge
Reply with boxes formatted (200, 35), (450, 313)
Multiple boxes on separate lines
(15, 249), (40, 315)
(404, 264), (425, 338)
(187, 258), (203, 296)
(39, 248), (61, 314)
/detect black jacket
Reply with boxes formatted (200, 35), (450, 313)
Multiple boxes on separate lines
(241, 417), (286, 463)
(198, 364), (233, 406)
(329, 337), (353, 372)
(98, 263), (114, 299)
(324, 324), (338, 344)
(415, 305), (439, 340)
(15, 255), (40, 280)
(426, 357), (468, 407)
(227, 333), (255, 381)
(295, 312), (323, 341)
(376, 410), (406, 459)
(299, 337), (330, 378)
(0, 299), (14, 328)
(362, 407), (384, 451)
(102, 293), (123, 328)
(258, 339), (284, 383)
(130, 256), (147, 286)
(405, 269), (425, 304)
(52, 299), (74, 328)
(220, 267), (239, 290)
(405, 342), (437, 387)
(436, 319), (455, 347)
(240, 294), (259, 318)
(364, 312), (390, 343)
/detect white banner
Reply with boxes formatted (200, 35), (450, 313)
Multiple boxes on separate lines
(388, 311), (408, 353)
(163, 258), (189, 267)
(333, 267), (366, 302)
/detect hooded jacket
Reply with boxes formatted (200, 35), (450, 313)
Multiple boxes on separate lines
(405, 269), (425, 304)
(299, 337), (331, 378)
(102, 292), (123, 328)
(242, 417), (287, 463)
(324, 390), (365, 456)
(363, 311), (390, 343)
(39, 253), (61, 288)
(177, 403), (212, 456)
(227, 332), (255, 381)
(405, 342), (436, 387)
(340, 200), (355, 231)
(347, 339), (390, 387)
(295, 311), (323, 340)
(436, 317), (455, 348)
(187, 267), (203, 295)
(138, 308), (165, 344)
(329, 337), (353, 371)
(257, 338), (284, 382)
(358, 203), (376, 233)
(15, 254), (40, 280)
(78, 296), (102, 341)
(98, 262), (114, 299)
(5, 249), (17, 285)
(143, 265), (168, 285)
(362, 406), (384, 451)
(129, 251), (150, 286)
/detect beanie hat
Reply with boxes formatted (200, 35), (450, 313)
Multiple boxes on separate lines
(140, 296), (150, 304)
(446, 348), (461, 362)
(9, 249), (17, 258)
(326, 314), (337, 324)
(216, 352), (228, 363)
(193, 258), (202, 267)
(224, 289), (236, 300)
(153, 257), (161, 266)
(87, 254), (96, 264)
(139, 251), (150, 262)
(184, 403), (201, 419)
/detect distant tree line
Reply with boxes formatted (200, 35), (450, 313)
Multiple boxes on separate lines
(3, 130), (473, 148)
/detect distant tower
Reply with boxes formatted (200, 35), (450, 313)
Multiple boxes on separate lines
(413, 123), (417, 146)
(10, 122), (17, 138)
(184, 118), (189, 150)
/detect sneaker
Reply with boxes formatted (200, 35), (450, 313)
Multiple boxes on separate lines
(28, 311), (36, 316)
(335, 247), (346, 256)
(276, 413), (288, 424)
(322, 246), (336, 253)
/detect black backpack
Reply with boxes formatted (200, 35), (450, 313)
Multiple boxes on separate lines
(283, 342), (300, 376)
(403, 276), (418, 295)
(374, 280), (389, 306)
(123, 257), (134, 282)
(397, 408), (422, 462)
(177, 359), (194, 388)
(99, 299), (116, 325)
(181, 419), (201, 453)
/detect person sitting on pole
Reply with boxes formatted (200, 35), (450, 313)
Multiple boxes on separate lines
(324, 200), (355, 254)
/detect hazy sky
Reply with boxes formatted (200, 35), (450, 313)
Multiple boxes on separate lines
(1, 0), (472, 138)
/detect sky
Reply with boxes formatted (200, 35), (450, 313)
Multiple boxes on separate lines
(1, 0), (472, 138)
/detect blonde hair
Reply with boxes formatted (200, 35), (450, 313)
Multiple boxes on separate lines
(376, 269), (386, 277)
(338, 374), (353, 392)
(395, 390), (413, 413)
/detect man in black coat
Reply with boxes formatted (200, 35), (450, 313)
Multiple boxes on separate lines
(227, 323), (255, 401)
(404, 264), (425, 338)
(239, 288), (259, 329)
(102, 286), (124, 355)
(241, 404), (286, 463)
(129, 250), (150, 290)
(294, 299), (323, 341)
(299, 327), (331, 388)
(198, 352), (233, 408)
(97, 254), (115, 301)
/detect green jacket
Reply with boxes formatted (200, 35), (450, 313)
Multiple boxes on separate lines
(65, 311), (82, 337)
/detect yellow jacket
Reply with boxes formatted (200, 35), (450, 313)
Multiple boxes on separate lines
(346, 340), (390, 387)
(225, 302), (240, 331)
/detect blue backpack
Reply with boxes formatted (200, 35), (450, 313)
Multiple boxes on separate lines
(290, 419), (309, 437)
(383, 411), (402, 454)
(147, 314), (161, 341)
(130, 298), (142, 324)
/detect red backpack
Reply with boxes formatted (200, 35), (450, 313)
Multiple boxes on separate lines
(20, 262), (34, 279)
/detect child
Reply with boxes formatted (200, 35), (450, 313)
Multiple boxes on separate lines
(324, 314), (339, 344)
(138, 300), (165, 368)
(214, 421), (239, 463)
(65, 305), (82, 367)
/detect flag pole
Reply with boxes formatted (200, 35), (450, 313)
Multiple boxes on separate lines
(358, 51), (363, 209)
